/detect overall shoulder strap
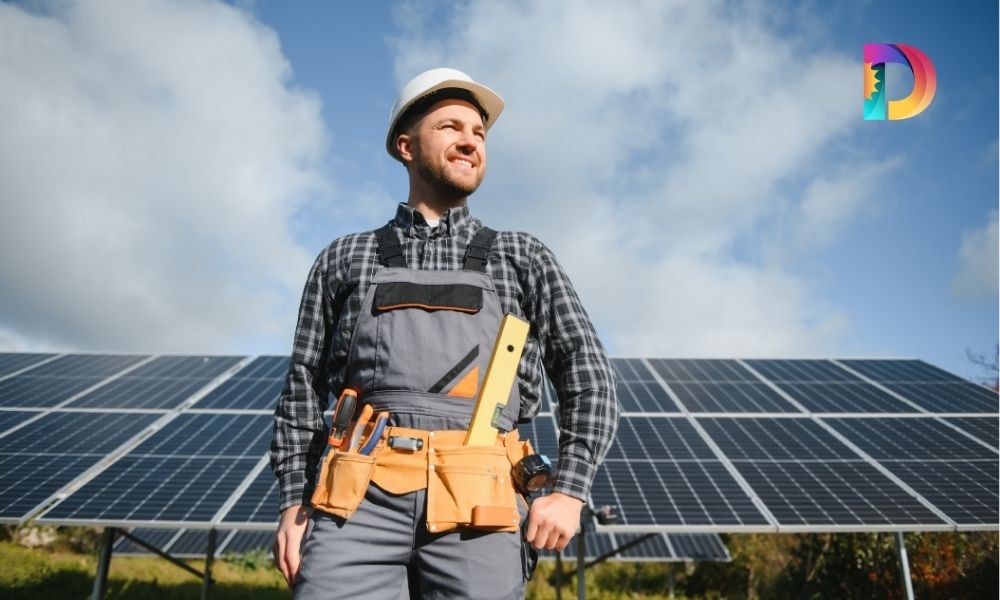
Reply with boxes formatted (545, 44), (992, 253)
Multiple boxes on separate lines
(375, 223), (406, 268)
(462, 226), (498, 272)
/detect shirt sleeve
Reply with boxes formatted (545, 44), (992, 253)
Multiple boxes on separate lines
(269, 249), (337, 512)
(525, 239), (619, 501)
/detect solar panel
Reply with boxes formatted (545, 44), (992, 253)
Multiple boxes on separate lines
(825, 417), (999, 527)
(231, 356), (289, 379)
(611, 358), (657, 381)
(648, 359), (757, 382)
(38, 413), (270, 525)
(874, 460), (998, 527)
(0, 411), (161, 522)
(23, 354), (149, 378)
(668, 382), (800, 413)
(665, 532), (731, 561)
(0, 410), (40, 434)
(0, 353), (57, 377)
(0, 376), (113, 407)
(744, 359), (862, 382)
(113, 528), (180, 555)
(881, 382), (998, 413)
(701, 416), (947, 528)
(67, 377), (220, 409)
(220, 467), (278, 526)
(616, 380), (680, 412)
(840, 359), (967, 383)
(605, 417), (715, 461)
(733, 460), (944, 527)
(591, 460), (769, 528)
(223, 530), (276, 555)
(774, 382), (918, 413)
(123, 355), (244, 379)
(194, 378), (284, 411)
(698, 418), (860, 461)
(945, 416), (1000, 448)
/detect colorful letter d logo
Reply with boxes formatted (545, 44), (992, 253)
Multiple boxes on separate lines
(864, 43), (937, 120)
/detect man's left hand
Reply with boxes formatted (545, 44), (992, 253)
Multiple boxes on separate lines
(524, 492), (584, 551)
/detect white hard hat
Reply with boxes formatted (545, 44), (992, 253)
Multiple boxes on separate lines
(386, 67), (504, 161)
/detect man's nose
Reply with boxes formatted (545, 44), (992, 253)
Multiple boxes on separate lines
(456, 128), (478, 152)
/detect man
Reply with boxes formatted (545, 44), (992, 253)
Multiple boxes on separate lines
(270, 68), (618, 599)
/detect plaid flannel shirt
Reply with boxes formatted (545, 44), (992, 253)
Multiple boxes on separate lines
(270, 203), (619, 512)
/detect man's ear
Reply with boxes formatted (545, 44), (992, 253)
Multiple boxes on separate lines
(396, 133), (414, 163)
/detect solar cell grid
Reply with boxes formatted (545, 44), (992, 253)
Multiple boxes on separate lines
(0, 411), (159, 456)
(23, 354), (148, 378)
(0, 410), (40, 434)
(666, 532), (731, 561)
(700, 417), (859, 461)
(945, 417), (1000, 448)
(221, 468), (278, 524)
(840, 359), (966, 383)
(194, 378), (284, 410)
(775, 382), (918, 413)
(880, 460), (998, 526)
(42, 455), (259, 523)
(826, 418), (999, 460)
(0, 411), (160, 521)
(590, 461), (769, 527)
(113, 528), (179, 555)
(0, 353), (58, 377)
(616, 380), (679, 412)
(649, 359), (756, 382)
(611, 358), (654, 382)
(744, 359), (861, 382)
(67, 377), (219, 409)
(0, 376), (112, 408)
(604, 417), (715, 461)
(735, 461), (945, 527)
(231, 356), (288, 379)
(128, 413), (271, 458)
(669, 381), (799, 413)
(517, 417), (559, 463)
(124, 355), (244, 379)
(883, 382), (998, 413)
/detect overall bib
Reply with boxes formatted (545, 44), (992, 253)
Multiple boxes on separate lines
(294, 225), (535, 600)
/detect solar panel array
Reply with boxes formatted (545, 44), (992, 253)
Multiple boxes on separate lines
(112, 526), (730, 563)
(0, 352), (993, 536)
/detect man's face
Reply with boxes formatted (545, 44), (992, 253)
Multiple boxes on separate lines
(398, 99), (487, 200)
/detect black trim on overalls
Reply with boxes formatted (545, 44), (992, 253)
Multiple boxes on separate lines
(462, 227), (497, 273)
(376, 224), (406, 267)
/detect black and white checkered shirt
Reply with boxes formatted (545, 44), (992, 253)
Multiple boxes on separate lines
(270, 203), (619, 511)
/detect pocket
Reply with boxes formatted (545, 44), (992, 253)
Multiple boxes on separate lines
(309, 449), (376, 519)
(426, 445), (519, 533)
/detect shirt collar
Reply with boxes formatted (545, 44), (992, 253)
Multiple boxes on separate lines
(392, 203), (472, 239)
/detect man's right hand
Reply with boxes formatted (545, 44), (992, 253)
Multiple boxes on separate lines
(272, 504), (313, 589)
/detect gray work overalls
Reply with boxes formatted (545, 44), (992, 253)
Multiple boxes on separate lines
(294, 224), (535, 600)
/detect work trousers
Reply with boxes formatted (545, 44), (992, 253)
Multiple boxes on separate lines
(294, 483), (533, 599)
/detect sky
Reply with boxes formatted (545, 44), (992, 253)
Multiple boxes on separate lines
(0, 0), (996, 382)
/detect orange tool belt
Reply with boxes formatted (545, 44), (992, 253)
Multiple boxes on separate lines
(311, 424), (535, 533)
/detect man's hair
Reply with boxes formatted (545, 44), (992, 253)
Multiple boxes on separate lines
(392, 88), (489, 148)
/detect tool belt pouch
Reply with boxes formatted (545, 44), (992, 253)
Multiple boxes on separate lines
(427, 444), (519, 534)
(310, 449), (377, 519)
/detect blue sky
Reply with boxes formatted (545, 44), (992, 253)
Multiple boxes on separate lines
(0, 0), (996, 382)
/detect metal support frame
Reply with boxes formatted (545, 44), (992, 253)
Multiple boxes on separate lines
(201, 528), (217, 600)
(89, 528), (217, 600)
(91, 527), (116, 600)
(554, 551), (563, 600)
(895, 532), (915, 600)
(576, 527), (586, 599)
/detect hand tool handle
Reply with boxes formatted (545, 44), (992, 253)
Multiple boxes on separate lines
(329, 389), (358, 448)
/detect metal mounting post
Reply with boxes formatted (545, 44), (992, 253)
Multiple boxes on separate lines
(92, 527), (116, 600)
(895, 532), (914, 600)
(201, 528), (217, 600)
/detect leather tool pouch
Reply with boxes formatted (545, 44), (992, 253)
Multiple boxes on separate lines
(310, 448), (377, 519)
(426, 436), (536, 534)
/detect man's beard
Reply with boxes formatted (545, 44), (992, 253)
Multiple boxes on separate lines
(413, 151), (484, 201)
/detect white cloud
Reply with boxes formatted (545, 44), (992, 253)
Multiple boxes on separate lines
(390, 0), (878, 356)
(951, 210), (999, 301)
(0, 0), (328, 353)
